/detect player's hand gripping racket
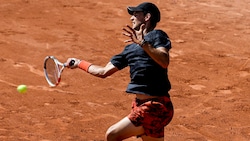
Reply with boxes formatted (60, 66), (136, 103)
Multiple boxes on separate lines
(43, 56), (75, 87)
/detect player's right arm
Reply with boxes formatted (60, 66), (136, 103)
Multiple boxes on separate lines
(87, 62), (119, 78)
(66, 58), (119, 78)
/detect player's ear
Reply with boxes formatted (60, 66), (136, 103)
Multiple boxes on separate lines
(144, 13), (151, 22)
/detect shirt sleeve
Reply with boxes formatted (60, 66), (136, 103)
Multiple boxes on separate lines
(145, 30), (172, 50)
(110, 48), (128, 70)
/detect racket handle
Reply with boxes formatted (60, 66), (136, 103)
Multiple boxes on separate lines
(69, 60), (75, 67)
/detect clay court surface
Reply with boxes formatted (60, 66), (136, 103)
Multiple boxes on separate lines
(0, 0), (250, 140)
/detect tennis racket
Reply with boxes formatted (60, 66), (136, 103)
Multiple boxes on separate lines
(43, 56), (75, 87)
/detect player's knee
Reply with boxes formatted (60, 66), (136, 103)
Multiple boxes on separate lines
(105, 126), (119, 141)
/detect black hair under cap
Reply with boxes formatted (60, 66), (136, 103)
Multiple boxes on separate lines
(127, 2), (160, 23)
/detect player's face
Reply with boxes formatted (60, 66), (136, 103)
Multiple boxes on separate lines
(130, 11), (145, 30)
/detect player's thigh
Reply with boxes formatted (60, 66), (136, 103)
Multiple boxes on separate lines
(141, 135), (164, 141)
(105, 117), (144, 140)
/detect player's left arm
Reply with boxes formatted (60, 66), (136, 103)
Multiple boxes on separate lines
(141, 44), (169, 68)
(122, 24), (169, 68)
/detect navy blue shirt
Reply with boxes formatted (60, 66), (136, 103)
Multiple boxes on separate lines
(111, 30), (171, 96)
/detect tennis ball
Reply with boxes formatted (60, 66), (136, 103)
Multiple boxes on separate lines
(17, 85), (27, 93)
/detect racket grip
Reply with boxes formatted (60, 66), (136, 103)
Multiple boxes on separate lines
(69, 60), (75, 67)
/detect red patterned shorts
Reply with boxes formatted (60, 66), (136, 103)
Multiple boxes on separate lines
(128, 96), (174, 138)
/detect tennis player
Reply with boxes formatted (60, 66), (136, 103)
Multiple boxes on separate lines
(66, 2), (174, 141)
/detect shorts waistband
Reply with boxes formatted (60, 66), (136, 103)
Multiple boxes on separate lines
(135, 96), (170, 106)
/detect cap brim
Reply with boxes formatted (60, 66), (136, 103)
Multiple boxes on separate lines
(127, 6), (143, 15)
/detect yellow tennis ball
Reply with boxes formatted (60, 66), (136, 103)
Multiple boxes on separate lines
(17, 85), (27, 93)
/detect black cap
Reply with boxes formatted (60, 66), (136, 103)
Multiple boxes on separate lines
(127, 2), (160, 23)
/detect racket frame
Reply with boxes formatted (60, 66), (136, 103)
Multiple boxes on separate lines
(43, 56), (66, 87)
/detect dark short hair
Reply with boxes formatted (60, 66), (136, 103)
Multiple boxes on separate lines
(127, 2), (161, 24)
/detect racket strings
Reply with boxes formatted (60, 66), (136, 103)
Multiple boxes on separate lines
(45, 58), (59, 85)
